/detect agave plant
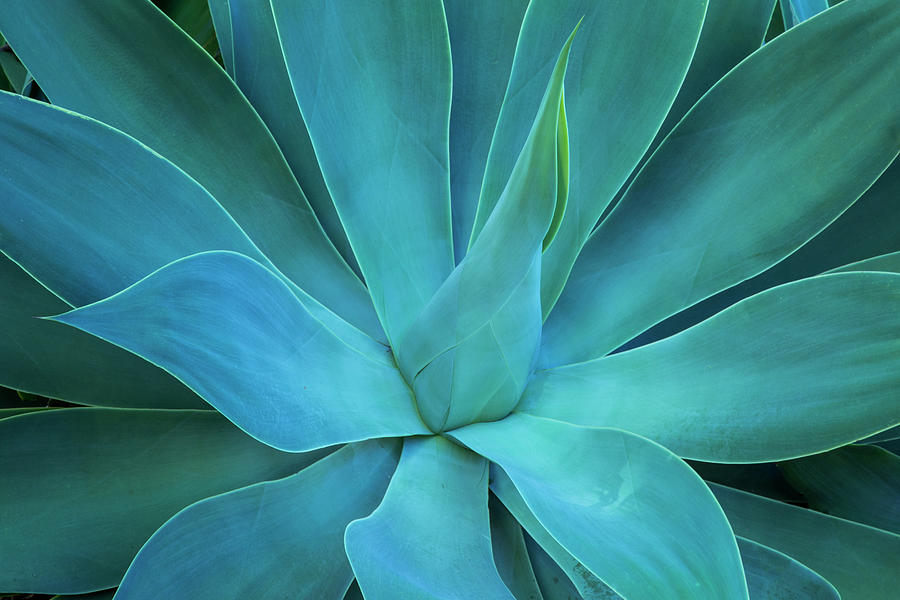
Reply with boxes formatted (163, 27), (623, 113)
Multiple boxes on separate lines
(1, 0), (898, 598)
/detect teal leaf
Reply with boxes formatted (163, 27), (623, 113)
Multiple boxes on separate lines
(52, 252), (428, 452)
(522, 273), (900, 462)
(270, 0), (454, 343)
(0, 408), (325, 594)
(781, 0), (829, 27)
(444, 0), (529, 261)
(50, 590), (115, 600)
(860, 425), (900, 444)
(542, 0), (900, 366)
(115, 440), (398, 600)
(205, 0), (356, 272)
(688, 461), (802, 504)
(827, 251), (900, 274)
(345, 436), (515, 600)
(397, 27), (576, 431)
(490, 494), (545, 600)
(469, 0), (707, 317)
(450, 414), (749, 599)
(712, 483), (900, 600)
(617, 153), (900, 355)
(206, 0), (234, 77)
(737, 537), (839, 600)
(0, 254), (203, 409)
(780, 445), (900, 534)
(491, 467), (620, 599)
(0, 0), (379, 338)
(525, 535), (585, 600)
(607, 0), (776, 220)
(152, 0), (219, 54)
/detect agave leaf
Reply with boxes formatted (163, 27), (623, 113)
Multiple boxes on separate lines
(607, 0), (776, 219)
(444, 0), (530, 261)
(115, 440), (397, 600)
(270, 0), (454, 344)
(490, 494), (546, 600)
(619, 154), (900, 354)
(52, 252), (428, 452)
(491, 467), (620, 600)
(737, 537), (839, 599)
(542, 0), (900, 366)
(712, 483), (900, 600)
(206, 0), (234, 77)
(781, 0), (830, 27)
(524, 535), (585, 600)
(469, 0), (707, 316)
(688, 462), (803, 504)
(0, 408), (326, 594)
(0, 0), (380, 338)
(396, 27), (576, 431)
(345, 436), (515, 600)
(152, 0), (218, 54)
(827, 251), (900, 274)
(521, 273), (900, 463)
(0, 41), (27, 93)
(0, 255), (203, 409)
(205, 0), (355, 272)
(876, 439), (900, 456)
(780, 445), (900, 534)
(450, 414), (749, 599)
(860, 425), (900, 444)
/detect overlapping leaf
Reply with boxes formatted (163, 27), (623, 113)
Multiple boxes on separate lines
(522, 273), (900, 462)
(52, 252), (428, 452)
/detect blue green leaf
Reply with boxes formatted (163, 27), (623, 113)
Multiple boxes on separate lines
(689, 461), (802, 504)
(396, 27), (576, 431)
(491, 467), (620, 600)
(0, 408), (324, 594)
(712, 483), (900, 600)
(0, 254), (203, 408)
(827, 251), (900, 274)
(115, 440), (398, 600)
(52, 252), (428, 452)
(444, 0), (529, 261)
(542, 0), (900, 366)
(781, 0), (829, 27)
(0, 0), (378, 337)
(781, 445), (900, 534)
(468, 0), (707, 317)
(345, 436), (515, 600)
(270, 0), (454, 343)
(525, 535), (585, 600)
(522, 273), (900, 462)
(450, 414), (749, 599)
(737, 537), (839, 599)
(490, 494), (545, 600)
(205, 0), (355, 271)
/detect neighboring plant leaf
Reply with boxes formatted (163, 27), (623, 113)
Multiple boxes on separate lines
(450, 414), (749, 599)
(206, 0), (233, 77)
(737, 537), (839, 599)
(491, 467), (621, 599)
(206, 0), (357, 273)
(542, 0), (900, 366)
(0, 43), (27, 92)
(397, 27), (576, 431)
(0, 408), (326, 594)
(115, 440), (399, 600)
(444, 0), (530, 262)
(270, 0), (454, 344)
(522, 273), (900, 462)
(345, 436), (515, 600)
(152, 0), (219, 55)
(688, 461), (803, 503)
(859, 425), (900, 444)
(52, 252), (428, 452)
(469, 0), (707, 318)
(826, 250), (900, 274)
(712, 483), (900, 600)
(780, 445), (900, 534)
(524, 535), (585, 600)
(0, 1), (380, 339)
(490, 494), (545, 600)
(780, 0), (830, 27)
(0, 254), (204, 409)
(876, 439), (900, 456)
